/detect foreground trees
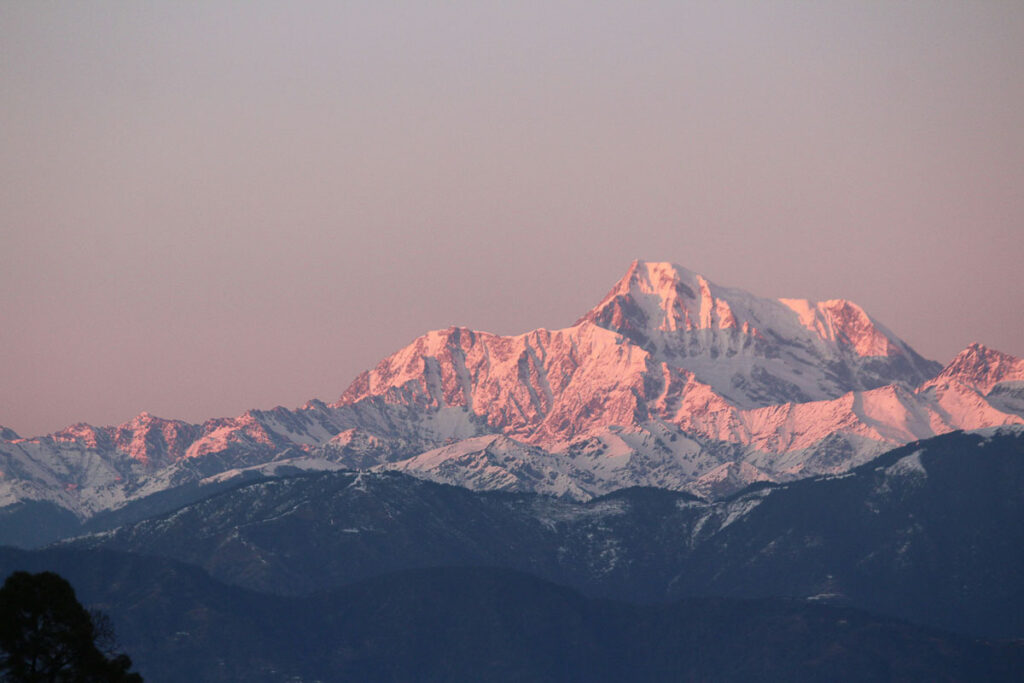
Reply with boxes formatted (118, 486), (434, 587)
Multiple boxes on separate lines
(0, 571), (142, 682)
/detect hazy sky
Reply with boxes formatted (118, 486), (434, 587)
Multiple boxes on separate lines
(2, 2), (1022, 437)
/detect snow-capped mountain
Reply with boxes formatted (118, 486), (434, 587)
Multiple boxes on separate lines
(339, 261), (942, 442)
(580, 260), (940, 405)
(0, 399), (484, 523)
(334, 261), (1020, 495)
(2, 261), (1021, 533)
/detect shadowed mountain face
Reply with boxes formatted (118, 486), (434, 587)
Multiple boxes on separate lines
(67, 429), (1024, 639)
(0, 549), (1019, 683)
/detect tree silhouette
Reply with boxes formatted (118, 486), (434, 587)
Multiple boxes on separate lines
(0, 571), (142, 682)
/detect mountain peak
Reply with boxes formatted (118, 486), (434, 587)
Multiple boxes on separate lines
(124, 410), (157, 427)
(578, 260), (743, 344)
(934, 343), (1024, 393)
(778, 297), (902, 358)
(582, 261), (922, 357)
(610, 260), (700, 295)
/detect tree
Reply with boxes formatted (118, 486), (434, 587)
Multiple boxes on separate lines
(0, 571), (142, 682)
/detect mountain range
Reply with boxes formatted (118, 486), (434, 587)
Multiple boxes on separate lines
(2, 260), (1023, 680)
(0, 427), (1018, 680)
(2, 261), (1023, 543)
(63, 428), (1024, 639)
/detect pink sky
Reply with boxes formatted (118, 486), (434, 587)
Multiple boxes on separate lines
(2, 2), (1022, 437)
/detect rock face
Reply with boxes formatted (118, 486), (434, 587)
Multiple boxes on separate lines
(2, 261), (1022, 532)
(339, 261), (944, 443)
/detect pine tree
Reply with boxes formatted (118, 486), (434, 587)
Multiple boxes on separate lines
(0, 571), (142, 682)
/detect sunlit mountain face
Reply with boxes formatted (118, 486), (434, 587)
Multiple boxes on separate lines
(2, 261), (1022, 539)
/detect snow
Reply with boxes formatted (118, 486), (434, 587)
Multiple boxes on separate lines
(718, 496), (765, 530)
(971, 424), (1024, 440)
(4, 262), (1023, 522)
(923, 380), (1024, 432)
(882, 450), (927, 479)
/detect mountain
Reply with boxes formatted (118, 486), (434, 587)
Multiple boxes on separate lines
(0, 399), (484, 534)
(340, 260), (942, 439)
(3, 261), (1022, 540)
(580, 260), (941, 403)
(68, 428), (1024, 638)
(2, 549), (1018, 682)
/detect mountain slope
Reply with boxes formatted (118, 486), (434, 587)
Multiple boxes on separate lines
(2, 548), (1017, 683)
(68, 428), (1024, 638)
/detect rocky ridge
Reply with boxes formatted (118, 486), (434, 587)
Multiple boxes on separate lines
(1, 261), (1021, 529)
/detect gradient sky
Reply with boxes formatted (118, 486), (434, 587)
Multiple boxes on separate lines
(2, 2), (1022, 437)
